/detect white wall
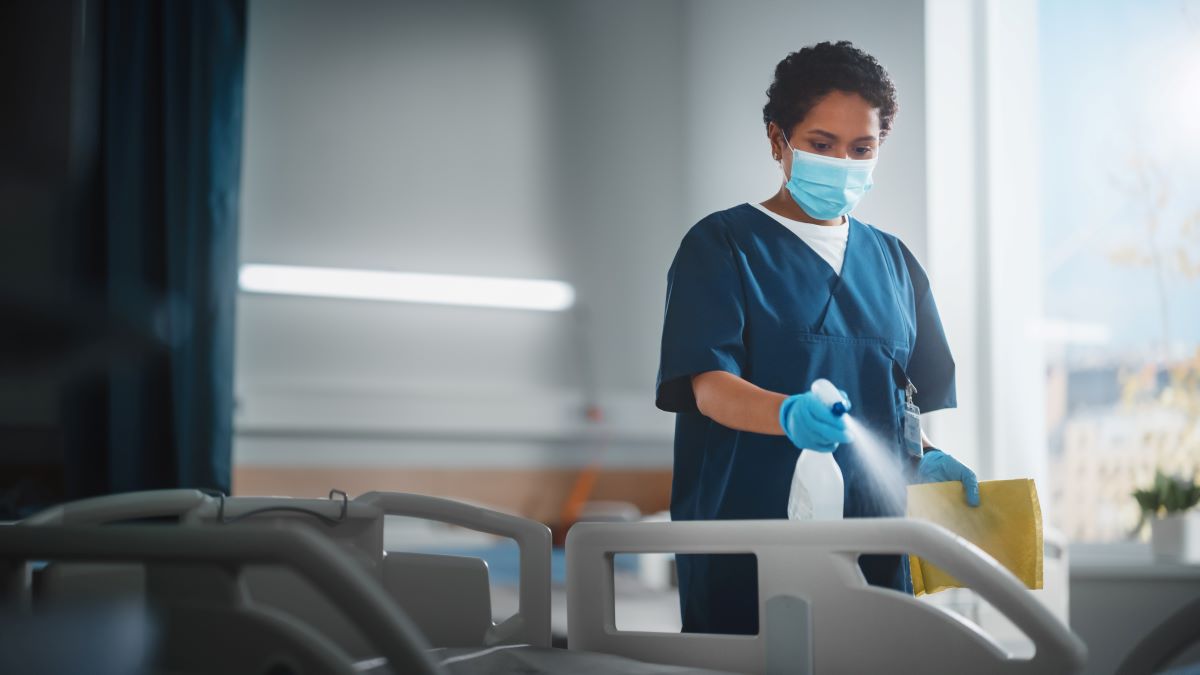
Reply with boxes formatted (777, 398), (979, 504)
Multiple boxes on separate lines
(235, 0), (932, 469)
(238, 0), (571, 395)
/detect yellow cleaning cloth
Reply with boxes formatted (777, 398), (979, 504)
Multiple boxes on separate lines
(907, 478), (1043, 596)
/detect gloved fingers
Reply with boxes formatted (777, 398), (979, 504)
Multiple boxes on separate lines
(804, 398), (848, 429)
(803, 420), (850, 447)
(916, 471), (943, 485)
(799, 406), (851, 445)
(781, 392), (854, 451)
(960, 468), (981, 507)
(915, 451), (947, 484)
(920, 450), (980, 506)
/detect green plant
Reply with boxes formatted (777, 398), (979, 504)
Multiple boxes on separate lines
(1134, 470), (1200, 516)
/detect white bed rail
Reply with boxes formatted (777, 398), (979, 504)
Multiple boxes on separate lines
(356, 491), (552, 648)
(567, 518), (1087, 675)
(0, 523), (443, 675)
(5, 490), (218, 610)
(20, 489), (213, 526)
(16, 489), (550, 650)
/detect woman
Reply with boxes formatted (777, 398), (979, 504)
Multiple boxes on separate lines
(655, 41), (979, 635)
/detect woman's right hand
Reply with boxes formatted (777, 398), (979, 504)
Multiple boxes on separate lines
(778, 391), (852, 452)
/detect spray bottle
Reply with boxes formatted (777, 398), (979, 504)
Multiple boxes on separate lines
(786, 378), (849, 521)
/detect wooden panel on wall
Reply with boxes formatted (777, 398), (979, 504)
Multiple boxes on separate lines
(233, 466), (672, 524)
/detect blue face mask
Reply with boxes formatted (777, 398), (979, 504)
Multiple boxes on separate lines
(782, 131), (878, 220)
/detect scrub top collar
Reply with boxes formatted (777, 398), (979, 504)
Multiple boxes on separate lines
(741, 203), (910, 347)
(742, 202), (860, 282)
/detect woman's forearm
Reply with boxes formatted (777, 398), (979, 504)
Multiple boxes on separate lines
(691, 370), (788, 435)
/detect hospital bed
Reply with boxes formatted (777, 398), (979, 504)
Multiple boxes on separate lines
(14, 489), (551, 654)
(3, 489), (1089, 674)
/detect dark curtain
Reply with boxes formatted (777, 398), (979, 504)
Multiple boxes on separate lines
(63, 0), (246, 499)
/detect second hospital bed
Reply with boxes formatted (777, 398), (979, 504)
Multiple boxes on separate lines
(4, 489), (1088, 674)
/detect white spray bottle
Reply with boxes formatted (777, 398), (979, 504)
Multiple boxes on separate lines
(786, 378), (848, 521)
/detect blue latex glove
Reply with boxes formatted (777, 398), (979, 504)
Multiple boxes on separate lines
(916, 449), (981, 507)
(779, 391), (852, 453)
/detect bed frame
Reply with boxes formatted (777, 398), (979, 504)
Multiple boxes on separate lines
(6, 490), (1088, 674)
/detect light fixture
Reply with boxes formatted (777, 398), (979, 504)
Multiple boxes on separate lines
(239, 264), (575, 312)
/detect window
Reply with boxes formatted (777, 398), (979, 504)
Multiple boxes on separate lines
(1039, 0), (1200, 541)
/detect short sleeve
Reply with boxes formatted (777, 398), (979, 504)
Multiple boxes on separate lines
(900, 242), (957, 413)
(655, 220), (747, 413)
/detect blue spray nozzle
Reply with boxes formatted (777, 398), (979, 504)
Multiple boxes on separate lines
(830, 401), (847, 417)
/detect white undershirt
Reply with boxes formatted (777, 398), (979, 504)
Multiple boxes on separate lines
(751, 202), (849, 275)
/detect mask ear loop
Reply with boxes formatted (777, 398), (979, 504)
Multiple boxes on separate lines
(780, 126), (796, 152)
(776, 123), (796, 164)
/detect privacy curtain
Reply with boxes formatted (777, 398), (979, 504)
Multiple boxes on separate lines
(65, 0), (246, 498)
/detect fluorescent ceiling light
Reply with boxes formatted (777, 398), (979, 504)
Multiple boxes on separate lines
(239, 264), (575, 312)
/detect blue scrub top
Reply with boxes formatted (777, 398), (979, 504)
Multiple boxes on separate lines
(656, 203), (956, 635)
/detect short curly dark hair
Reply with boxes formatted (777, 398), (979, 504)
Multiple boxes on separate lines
(762, 41), (898, 140)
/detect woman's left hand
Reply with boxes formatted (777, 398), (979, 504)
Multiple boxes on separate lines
(916, 449), (980, 507)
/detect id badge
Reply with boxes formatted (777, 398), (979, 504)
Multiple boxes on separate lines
(892, 360), (924, 457)
(903, 399), (923, 458)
